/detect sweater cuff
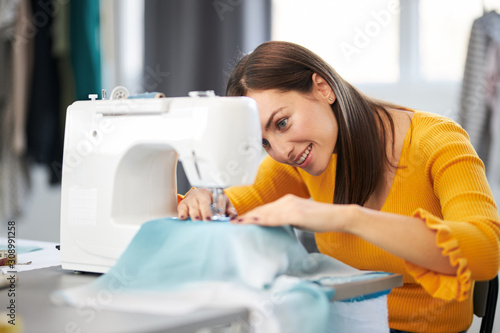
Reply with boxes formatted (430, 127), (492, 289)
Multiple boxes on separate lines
(404, 208), (472, 301)
(177, 187), (196, 205)
(177, 193), (185, 205)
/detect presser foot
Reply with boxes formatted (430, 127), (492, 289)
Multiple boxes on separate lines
(210, 188), (231, 222)
(210, 214), (231, 222)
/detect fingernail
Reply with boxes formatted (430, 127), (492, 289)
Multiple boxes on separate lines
(253, 217), (259, 221)
(237, 218), (243, 222)
(195, 216), (200, 220)
(206, 216), (212, 221)
(179, 215), (185, 219)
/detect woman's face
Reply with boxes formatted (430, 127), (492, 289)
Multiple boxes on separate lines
(247, 80), (338, 176)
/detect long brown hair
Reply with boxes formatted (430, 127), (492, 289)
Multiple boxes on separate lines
(226, 41), (403, 206)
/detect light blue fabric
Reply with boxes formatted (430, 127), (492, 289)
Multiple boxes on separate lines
(97, 218), (314, 290)
(0, 245), (42, 254)
(90, 218), (332, 331)
(76, 218), (392, 332)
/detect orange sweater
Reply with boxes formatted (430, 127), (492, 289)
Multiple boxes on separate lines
(225, 110), (500, 332)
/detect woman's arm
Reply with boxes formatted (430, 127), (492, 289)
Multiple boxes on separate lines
(234, 195), (455, 275)
(236, 118), (500, 281)
(348, 206), (456, 275)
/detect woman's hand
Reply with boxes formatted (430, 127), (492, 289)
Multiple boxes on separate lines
(233, 194), (354, 233)
(177, 188), (238, 221)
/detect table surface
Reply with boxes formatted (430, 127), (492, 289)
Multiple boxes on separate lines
(329, 273), (402, 301)
(2, 265), (402, 333)
(2, 266), (249, 333)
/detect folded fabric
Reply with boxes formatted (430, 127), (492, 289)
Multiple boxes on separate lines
(53, 218), (390, 332)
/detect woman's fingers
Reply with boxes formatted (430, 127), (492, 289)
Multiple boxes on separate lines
(197, 190), (215, 220)
(227, 205), (238, 220)
(177, 188), (238, 221)
(178, 188), (205, 220)
(177, 201), (189, 220)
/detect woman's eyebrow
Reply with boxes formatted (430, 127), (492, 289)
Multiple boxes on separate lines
(265, 107), (286, 131)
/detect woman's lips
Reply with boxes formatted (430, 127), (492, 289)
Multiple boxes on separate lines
(295, 144), (312, 165)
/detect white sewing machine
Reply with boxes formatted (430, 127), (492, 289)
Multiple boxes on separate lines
(59, 89), (262, 273)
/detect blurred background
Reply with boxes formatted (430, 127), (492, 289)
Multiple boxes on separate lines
(1, 0), (499, 230)
(1, 0), (500, 330)
(1, 2), (500, 327)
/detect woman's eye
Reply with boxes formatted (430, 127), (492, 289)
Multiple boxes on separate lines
(262, 138), (269, 147)
(277, 118), (288, 129)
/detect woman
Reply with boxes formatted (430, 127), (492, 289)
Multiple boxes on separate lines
(177, 41), (500, 333)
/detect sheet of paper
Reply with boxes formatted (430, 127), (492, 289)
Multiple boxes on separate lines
(0, 238), (60, 273)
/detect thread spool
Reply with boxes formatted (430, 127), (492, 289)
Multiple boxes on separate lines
(109, 86), (130, 100)
(0, 251), (16, 266)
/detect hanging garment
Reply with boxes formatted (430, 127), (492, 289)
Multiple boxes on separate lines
(51, 0), (75, 182)
(69, 0), (101, 100)
(485, 40), (500, 201)
(26, 0), (63, 185)
(0, 0), (31, 220)
(458, 11), (500, 174)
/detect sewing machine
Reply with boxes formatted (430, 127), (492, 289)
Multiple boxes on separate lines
(59, 89), (262, 273)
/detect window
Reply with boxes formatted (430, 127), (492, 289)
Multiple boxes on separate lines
(419, 0), (482, 82)
(272, 0), (484, 84)
(272, 0), (399, 83)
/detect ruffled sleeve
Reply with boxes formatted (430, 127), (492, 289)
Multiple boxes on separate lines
(406, 209), (472, 301)
(403, 118), (500, 301)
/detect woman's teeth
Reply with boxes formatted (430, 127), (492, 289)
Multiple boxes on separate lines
(296, 144), (312, 165)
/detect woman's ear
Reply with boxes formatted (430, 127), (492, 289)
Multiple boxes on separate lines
(312, 73), (336, 103)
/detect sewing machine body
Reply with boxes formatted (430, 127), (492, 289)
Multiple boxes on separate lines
(60, 94), (261, 273)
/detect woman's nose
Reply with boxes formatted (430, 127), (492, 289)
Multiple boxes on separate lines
(270, 140), (292, 162)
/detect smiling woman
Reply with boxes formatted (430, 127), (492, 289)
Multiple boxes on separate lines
(177, 40), (500, 333)
(226, 41), (406, 205)
(246, 87), (337, 176)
